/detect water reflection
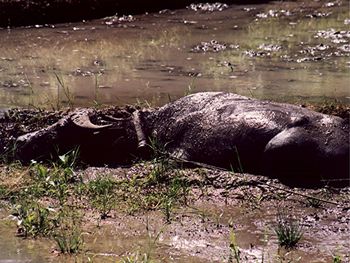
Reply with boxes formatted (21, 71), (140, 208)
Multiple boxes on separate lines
(0, 0), (349, 109)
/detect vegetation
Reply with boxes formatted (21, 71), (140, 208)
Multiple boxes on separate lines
(88, 176), (116, 219)
(0, 145), (193, 258)
(53, 207), (84, 254)
(228, 227), (241, 263)
(274, 214), (303, 249)
(0, 149), (347, 261)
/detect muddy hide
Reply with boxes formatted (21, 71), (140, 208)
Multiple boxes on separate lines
(15, 108), (140, 165)
(145, 92), (349, 187)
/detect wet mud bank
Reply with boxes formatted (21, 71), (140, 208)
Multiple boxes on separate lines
(0, 162), (349, 262)
(0, 0), (272, 27)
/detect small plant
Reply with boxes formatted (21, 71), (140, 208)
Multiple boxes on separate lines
(53, 207), (83, 254)
(120, 252), (152, 263)
(88, 176), (116, 219)
(54, 72), (75, 109)
(160, 176), (189, 223)
(93, 73), (103, 107)
(54, 227), (83, 254)
(230, 146), (244, 173)
(147, 138), (172, 183)
(13, 201), (53, 238)
(332, 253), (343, 263)
(161, 195), (174, 224)
(274, 214), (303, 249)
(306, 197), (322, 208)
(0, 185), (9, 199)
(228, 227), (241, 263)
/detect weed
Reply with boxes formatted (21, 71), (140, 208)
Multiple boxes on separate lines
(120, 252), (152, 263)
(93, 73), (102, 107)
(333, 254), (342, 263)
(0, 185), (9, 199)
(25, 149), (80, 205)
(54, 72), (74, 109)
(161, 176), (189, 223)
(13, 201), (53, 238)
(274, 214), (303, 249)
(88, 176), (116, 219)
(57, 148), (79, 169)
(306, 197), (322, 208)
(147, 138), (172, 183)
(185, 78), (196, 96)
(148, 161), (169, 184)
(228, 227), (241, 263)
(230, 146), (244, 174)
(53, 207), (84, 254)
(161, 198), (173, 224)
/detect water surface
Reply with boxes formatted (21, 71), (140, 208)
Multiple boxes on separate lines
(0, 0), (349, 109)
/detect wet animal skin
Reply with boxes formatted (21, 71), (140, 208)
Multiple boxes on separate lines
(16, 92), (349, 187)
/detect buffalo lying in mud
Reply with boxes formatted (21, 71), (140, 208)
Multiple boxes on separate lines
(14, 92), (349, 187)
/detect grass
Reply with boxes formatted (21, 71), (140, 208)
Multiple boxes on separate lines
(54, 72), (74, 109)
(161, 176), (189, 223)
(53, 207), (84, 254)
(120, 252), (152, 263)
(1, 146), (192, 254)
(274, 214), (303, 249)
(118, 218), (165, 263)
(88, 176), (116, 219)
(2, 149), (84, 253)
(228, 227), (241, 263)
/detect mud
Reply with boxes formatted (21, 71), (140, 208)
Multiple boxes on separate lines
(0, 0), (349, 109)
(0, 164), (349, 262)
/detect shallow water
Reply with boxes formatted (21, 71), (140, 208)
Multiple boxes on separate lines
(0, 0), (349, 109)
(1, 198), (349, 263)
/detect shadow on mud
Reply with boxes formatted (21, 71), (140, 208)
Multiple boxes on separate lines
(0, 0), (273, 27)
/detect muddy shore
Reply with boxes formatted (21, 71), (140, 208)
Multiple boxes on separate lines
(0, 160), (349, 262)
(0, 0), (273, 27)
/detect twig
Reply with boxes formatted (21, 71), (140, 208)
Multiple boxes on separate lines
(166, 154), (348, 207)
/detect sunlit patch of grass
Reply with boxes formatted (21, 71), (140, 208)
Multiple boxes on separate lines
(146, 27), (186, 50)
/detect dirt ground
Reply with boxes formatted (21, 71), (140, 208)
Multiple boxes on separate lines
(1, 161), (349, 262)
(78, 165), (350, 262)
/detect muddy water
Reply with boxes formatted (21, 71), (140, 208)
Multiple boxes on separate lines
(1, 195), (349, 263)
(0, 0), (349, 109)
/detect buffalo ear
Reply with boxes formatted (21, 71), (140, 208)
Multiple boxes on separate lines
(263, 127), (320, 187)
